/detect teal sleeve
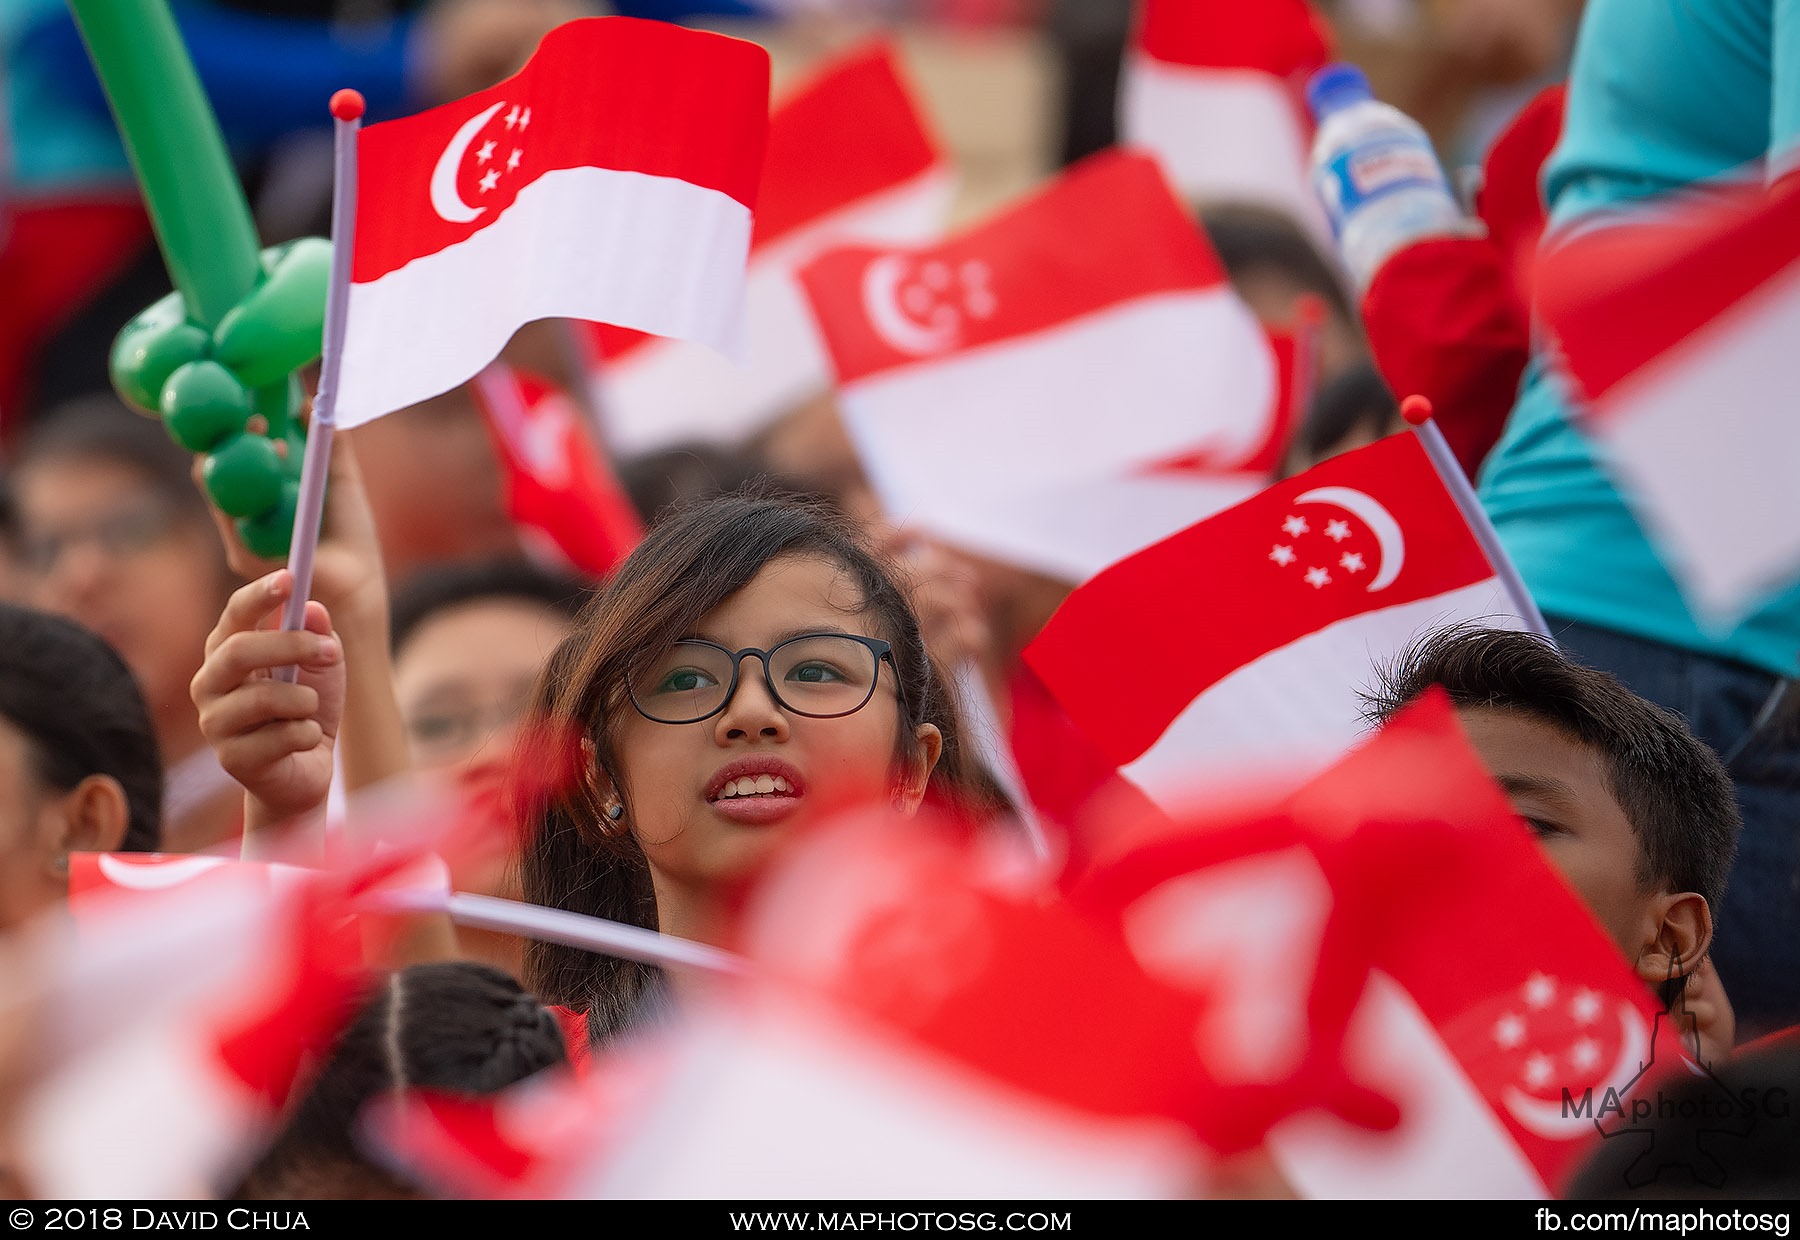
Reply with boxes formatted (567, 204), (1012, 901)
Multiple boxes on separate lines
(1773, 0), (1800, 181)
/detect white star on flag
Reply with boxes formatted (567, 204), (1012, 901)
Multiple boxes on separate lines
(1522, 973), (1556, 1010)
(1570, 988), (1603, 1026)
(518, 106), (532, 130)
(477, 139), (496, 163)
(1270, 544), (1296, 567)
(1522, 1053), (1555, 1090)
(479, 169), (500, 193)
(1303, 566), (1331, 589)
(1282, 515), (1309, 537)
(1325, 519), (1351, 542)
(507, 148), (523, 171)
(1339, 551), (1365, 573)
(1492, 1013), (1525, 1049)
(505, 104), (522, 129)
(1569, 1038), (1602, 1073)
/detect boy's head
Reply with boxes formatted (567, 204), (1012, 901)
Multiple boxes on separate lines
(1362, 624), (1741, 993)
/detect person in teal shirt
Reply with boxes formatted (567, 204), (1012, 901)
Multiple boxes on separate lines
(1478, 0), (1800, 1041)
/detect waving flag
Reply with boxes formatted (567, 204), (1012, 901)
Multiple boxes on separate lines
(1260, 693), (1694, 1198)
(1536, 180), (1800, 623)
(801, 149), (1278, 583)
(1018, 432), (1528, 811)
(588, 40), (955, 458)
(334, 17), (770, 428)
(470, 364), (644, 578)
(1119, 0), (1333, 240)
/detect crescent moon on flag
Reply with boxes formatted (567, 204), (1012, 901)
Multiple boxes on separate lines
(1295, 486), (1405, 591)
(430, 101), (505, 224)
(95, 852), (230, 890)
(1501, 1004), (1652, 1141)
(862, 255), (959, 356)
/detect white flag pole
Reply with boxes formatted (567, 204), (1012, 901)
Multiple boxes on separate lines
(369, 887), (745, 975)
(274, 88), (363, 683)
(953, 659), (1053, 864)
(1401, 394), (1554, 641)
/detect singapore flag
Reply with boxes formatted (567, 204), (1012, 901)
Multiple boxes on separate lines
(1019, 432), (1532, 809)
(335, 17), (770, 428)
(1535, 178), (1800, 625)
(800, 149), (1278, 584)
(589, 40), (956, 458)
(1119, 0), (1334, 241)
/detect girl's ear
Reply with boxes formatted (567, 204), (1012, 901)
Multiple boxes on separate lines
(896, 722), (943, 815)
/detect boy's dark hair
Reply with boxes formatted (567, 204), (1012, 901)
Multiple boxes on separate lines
(388, 555), (592, 656)
(0, 603), (162, 852)
(1361, 624), (1740, 918)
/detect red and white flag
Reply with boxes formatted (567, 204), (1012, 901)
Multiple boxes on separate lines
(14, 855), (407, 1199)
(335, 17), (770, 427)
(1257, 693), (1694, 1198)
(587, 40), (955, 457)
(1018, 432), (1528, 810)
(801, 149), (1278, 584)
(1119, 0), (1334, 241)
(470, 363), (644, 578)
(1536, 180), (1800, 623)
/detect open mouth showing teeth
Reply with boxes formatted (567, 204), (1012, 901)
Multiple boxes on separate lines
(712, 775), (795, 800)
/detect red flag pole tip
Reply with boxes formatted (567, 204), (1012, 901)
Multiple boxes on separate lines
(329, 89), (366, 122)
(1400, 393), (1434, 426)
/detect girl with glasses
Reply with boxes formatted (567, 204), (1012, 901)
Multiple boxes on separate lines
(517, 484), (1004, 1047)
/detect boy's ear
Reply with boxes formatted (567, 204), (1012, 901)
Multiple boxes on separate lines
(1633, 891), (1713, 988)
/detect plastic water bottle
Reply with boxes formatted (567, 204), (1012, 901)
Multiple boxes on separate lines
(1305, 62), (1471, 295)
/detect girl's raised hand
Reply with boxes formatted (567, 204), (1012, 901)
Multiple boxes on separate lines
(191, 569), (344, 831)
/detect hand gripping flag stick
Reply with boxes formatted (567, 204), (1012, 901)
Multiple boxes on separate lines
(274, 90), (364, 682)
(1401, 394), (1553, 640)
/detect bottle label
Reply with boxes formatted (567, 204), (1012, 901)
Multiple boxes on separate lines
(1316, 135), (1449, 223)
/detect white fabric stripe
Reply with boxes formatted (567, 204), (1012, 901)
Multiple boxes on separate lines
(601, 166), (957, 457)
(581, 998), (1199, 1199)
(1594, 256), (1800, 626)
(897, 470), (1263, 586)
(1122, 578), (1526, 810)
(843, 288), (1274, 516)
(1267, 972), (1549, 1199)
(20, 1022), (261, 1199)
(1120, 55), (1333, 248)
(338, 167), (753, 428)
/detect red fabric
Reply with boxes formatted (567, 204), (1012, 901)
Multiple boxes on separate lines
(352, 17), (769, 283)
(1360, 235), (1531, 479)
(1357, 84), (1564, 480)
(550, 1004), (592, 1073)
(0, 198), (151, 437)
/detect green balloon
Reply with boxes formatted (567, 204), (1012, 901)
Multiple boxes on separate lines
(203, 432), (286, 518)
(110, 291), (210, 416)
(237, 480), (300, 561)
(213, 239), (331, 389)
(160, 360), (253, 452)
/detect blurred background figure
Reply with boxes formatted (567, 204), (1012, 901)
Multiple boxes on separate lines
(8, 398), (242, 854)
(0, 602), (163, 932)
(1280, 361), (1401, 477)
(388, 555), (592, 979)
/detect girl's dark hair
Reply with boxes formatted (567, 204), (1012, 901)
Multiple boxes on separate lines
(514, 485), (1002, 1041)
(230, 960), (569, 1200)
(0, 603), (162, 852)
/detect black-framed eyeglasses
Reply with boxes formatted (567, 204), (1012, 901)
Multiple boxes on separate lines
(627, 632), (902, 725)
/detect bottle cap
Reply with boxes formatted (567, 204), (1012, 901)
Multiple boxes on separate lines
(1306, 63), (1374, 122)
